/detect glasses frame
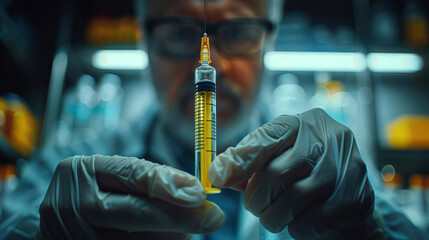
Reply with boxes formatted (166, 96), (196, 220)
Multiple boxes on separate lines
(144, 17), (275, 59)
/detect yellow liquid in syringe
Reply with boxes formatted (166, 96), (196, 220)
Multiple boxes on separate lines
(195, 89), (220, 194)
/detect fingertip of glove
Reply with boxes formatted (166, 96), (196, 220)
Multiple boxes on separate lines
(201, 202), (225, 232)
(145, 163), (207, 208)
(260, 219), (285, 234)
(208, 155), (227, 186)
(270, 115), (300, 138)
(179, 185), (207, 208)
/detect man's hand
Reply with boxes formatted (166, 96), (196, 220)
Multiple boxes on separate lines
(39, 155), (224, 240)
(209, 108), (374, 239)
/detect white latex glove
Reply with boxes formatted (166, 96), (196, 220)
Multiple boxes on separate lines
(39, 155), (224, 239)
(209, 108), (376, 239)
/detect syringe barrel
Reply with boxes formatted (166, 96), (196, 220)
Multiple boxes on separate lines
(195, 61), (219, 194)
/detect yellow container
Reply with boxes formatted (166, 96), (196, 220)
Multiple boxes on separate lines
(386, 115), (429, 149)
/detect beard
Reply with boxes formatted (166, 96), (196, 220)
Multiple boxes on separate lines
(158, 75), (255, 151)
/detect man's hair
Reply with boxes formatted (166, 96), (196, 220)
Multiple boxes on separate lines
(135, 0), (285, 25)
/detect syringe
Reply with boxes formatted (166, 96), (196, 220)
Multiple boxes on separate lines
(194, 33), (220, 194)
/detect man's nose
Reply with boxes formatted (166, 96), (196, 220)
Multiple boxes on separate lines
(210, 44), (231, 77)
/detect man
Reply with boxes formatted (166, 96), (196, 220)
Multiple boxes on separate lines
(1, 0), (427, 239)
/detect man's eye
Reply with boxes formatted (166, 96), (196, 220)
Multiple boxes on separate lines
(165, 31), (196, 52)
(224, 29), (249, 42)
(218, 24), (266, 55)
(222, 25), (264, 43)
(170, 29), (194, 42)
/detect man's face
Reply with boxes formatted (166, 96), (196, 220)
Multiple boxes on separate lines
(145, 0), (270, 148)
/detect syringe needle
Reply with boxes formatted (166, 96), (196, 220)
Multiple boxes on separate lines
(204, 0), (207, 34)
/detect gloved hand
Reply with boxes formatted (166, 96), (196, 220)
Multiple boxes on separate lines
(209, 108), (375, 239)
(39, 155), (224, 240)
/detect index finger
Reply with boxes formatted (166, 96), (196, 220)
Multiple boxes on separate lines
(83, 155), (206, 207)
(208, 115), (299, 187)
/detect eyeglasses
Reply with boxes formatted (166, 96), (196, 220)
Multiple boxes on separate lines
(145, 17), (274, 59)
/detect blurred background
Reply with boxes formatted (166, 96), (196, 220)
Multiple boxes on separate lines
(1, 0), (429, 232)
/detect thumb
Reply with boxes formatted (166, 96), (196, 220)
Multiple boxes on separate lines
(208, 115), (299, 187)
